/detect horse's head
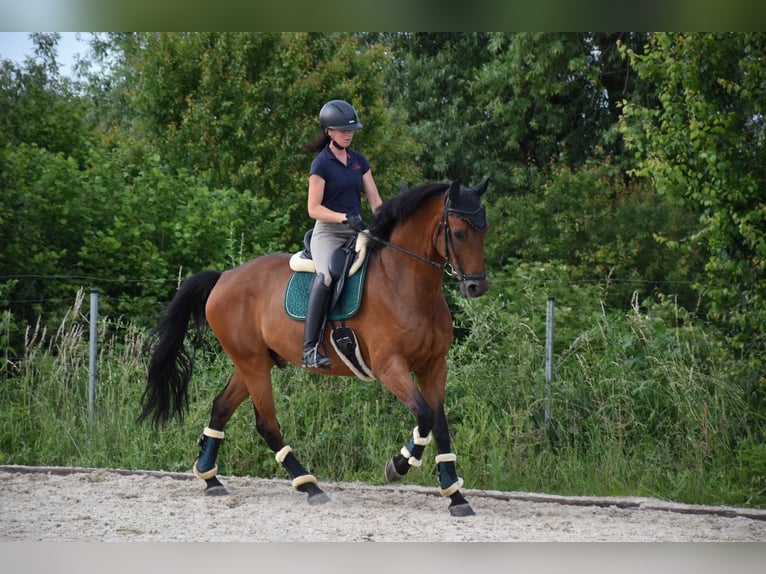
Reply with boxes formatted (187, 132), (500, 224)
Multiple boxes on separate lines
(443, 178), (490, 298)
(369, 179), (490, 298)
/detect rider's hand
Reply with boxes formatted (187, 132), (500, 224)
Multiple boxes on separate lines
(344, 214), (367, 232)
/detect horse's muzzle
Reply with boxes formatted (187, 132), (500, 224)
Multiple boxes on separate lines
(459, 275), (489, 298)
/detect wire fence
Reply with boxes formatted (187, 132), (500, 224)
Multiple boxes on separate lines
(0, 271), (705, 306)
(1, 274), (178, 302)
(0, 271), (711, 424)
(1, 268), (710, 342)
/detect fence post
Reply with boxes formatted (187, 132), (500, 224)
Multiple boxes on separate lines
(88, 288), (99, 425)
(544, 296), (555, 431)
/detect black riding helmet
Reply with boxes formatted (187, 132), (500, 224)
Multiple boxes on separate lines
(319, 99), (363, 131)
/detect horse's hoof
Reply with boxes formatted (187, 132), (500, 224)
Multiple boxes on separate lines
(297, 481), (330, 505)
(385, 458), (404, 483)
(204, 484), (228, 496)
(449, 503), (476, 517)
(307, 491), (331, 506)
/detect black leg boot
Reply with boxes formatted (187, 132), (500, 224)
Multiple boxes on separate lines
(302, 273), (332, 370)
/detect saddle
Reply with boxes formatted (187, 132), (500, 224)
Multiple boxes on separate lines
(286, 230), (370, 320)
(289, 229), (370, 305)
(284, 230), (375, 381)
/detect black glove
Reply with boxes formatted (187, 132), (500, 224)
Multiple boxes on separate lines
(344, 214), (367, 232)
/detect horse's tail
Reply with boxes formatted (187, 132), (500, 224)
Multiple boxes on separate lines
(138, 270), (223, 427)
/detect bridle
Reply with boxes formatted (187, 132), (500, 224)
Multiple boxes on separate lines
(366, 189), (488, 284)
(439, 193), (488, 283)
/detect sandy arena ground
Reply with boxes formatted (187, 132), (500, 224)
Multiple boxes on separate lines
(1, 465), (765, 542)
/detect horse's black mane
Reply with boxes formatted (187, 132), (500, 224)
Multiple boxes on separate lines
(368, 182), (449, 248)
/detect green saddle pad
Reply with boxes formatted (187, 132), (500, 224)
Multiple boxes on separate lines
(284, 254), (370, 321)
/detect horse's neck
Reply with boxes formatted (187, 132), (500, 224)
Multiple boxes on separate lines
(380, 200), (445, 296)
(392, 195), (444, 259)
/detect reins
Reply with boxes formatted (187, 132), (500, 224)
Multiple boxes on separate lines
(364, 232), (446, 271)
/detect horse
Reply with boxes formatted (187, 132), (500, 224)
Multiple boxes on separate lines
(138, 178), (490, 516)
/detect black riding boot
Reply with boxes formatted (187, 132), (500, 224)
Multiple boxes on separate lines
(302, 273), (332, 370)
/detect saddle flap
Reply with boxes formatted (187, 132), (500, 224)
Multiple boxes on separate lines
(284, 249), (371, 322)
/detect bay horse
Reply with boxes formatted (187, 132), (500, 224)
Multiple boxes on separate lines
(138, 178), (490, 516)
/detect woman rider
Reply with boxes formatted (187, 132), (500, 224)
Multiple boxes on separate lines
(302, 99), (382, 370)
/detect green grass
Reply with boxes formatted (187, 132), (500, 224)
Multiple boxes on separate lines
(1, 288), (765, 509)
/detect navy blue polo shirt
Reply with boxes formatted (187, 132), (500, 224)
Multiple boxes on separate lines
(310, 146), (370, 216)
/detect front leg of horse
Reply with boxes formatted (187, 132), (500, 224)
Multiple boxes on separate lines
(385, 425), (473, 517)
(385, 398), (474, 517)
(436, 452), (474, 517)
(432, 402), (474, 517)
(384, 425), (432, 483)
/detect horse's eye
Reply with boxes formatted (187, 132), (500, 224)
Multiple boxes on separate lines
(452, 229), (466, 241)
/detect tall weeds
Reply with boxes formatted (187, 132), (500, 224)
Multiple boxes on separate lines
(1, 288), (764, 508)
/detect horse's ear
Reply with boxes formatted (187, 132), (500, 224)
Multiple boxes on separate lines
(448, 180), (461, 202)
(474, 177), (490, 197)
(398, 183), (410, 194)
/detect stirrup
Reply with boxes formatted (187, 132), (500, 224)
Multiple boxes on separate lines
(302, 346), (331, 370)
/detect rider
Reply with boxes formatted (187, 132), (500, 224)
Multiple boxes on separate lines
(301, 99), (382, 370)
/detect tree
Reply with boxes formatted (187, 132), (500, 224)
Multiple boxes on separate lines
(2, 33), (427, 353)
(620, 33), (766, 363)
(0, 34), (95, 339)
(95, 32), (422, 249)
(380, 32), (690, 303)
(490, 159), (704, 311)
(382, 33), (649, 188)
(0, 33), (90, 163)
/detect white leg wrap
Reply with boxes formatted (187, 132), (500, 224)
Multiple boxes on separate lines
(439, 477), (464, 497)
(203, 427), (225, 440)
(436, 452), (463, 496)
(274, 445), (293, 464)
(412, 426), (433, 446)
(398, 427), (432, 467)
(400, 446), (422, 467)
(291, 474), (318, 490)
(193, 461), (218, 481)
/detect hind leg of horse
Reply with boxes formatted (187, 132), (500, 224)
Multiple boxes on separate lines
(194, 371), (250, 496)
(243, 363), (330, 506)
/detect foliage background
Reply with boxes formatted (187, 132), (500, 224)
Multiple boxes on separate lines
(2, 32), (765, 507)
